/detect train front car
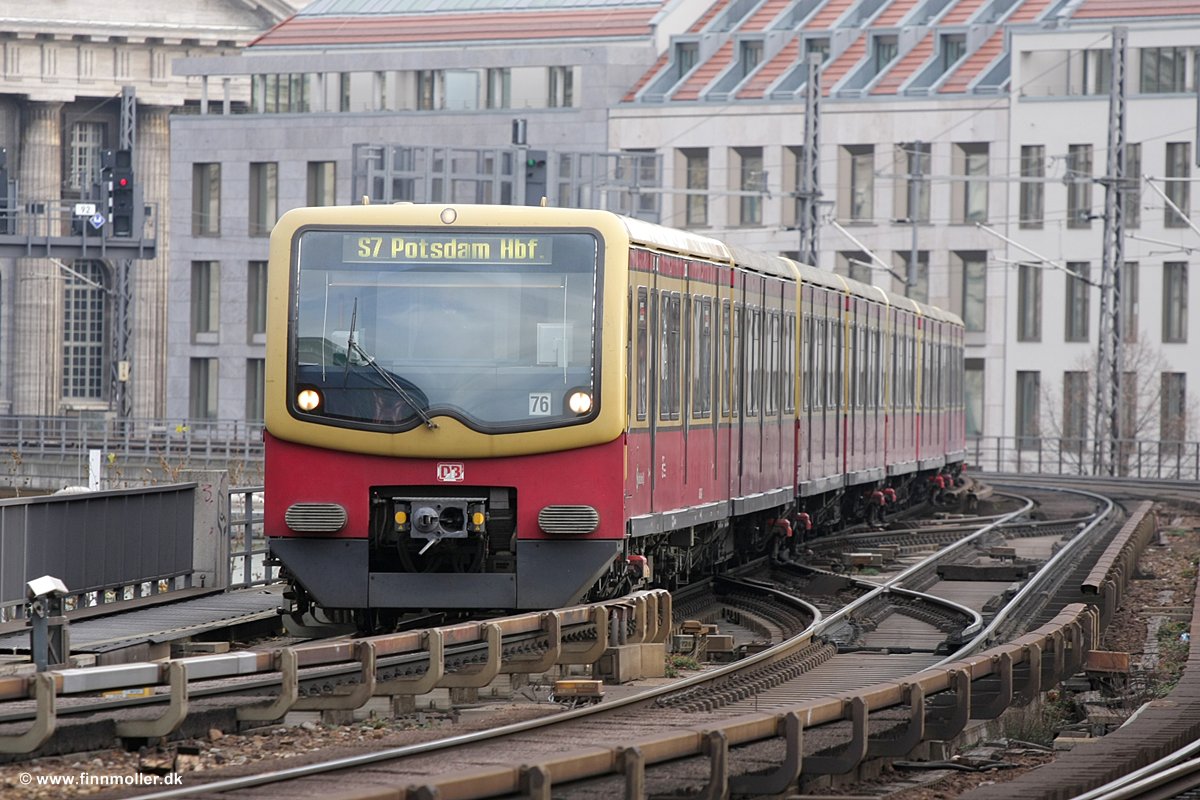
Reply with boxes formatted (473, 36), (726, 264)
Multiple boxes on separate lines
(264, 204), (628, 629)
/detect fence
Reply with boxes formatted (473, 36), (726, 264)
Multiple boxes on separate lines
(966, 436), (1200, 481)
(0, 485), (196, 620)
(228, 486), (276, 589)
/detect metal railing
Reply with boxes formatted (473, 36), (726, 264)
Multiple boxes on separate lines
(0, 415), (263, 460)
(966, 435), (1200, 481)
(228, 485), (275, 589)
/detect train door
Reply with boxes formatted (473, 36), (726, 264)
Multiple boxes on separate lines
(625, 251), (655, 519)
(728, 269), (744, 508)
(685, 263), (720, 510)
(718, 285), (734, 508)
(866, 300), (882, 477)
(652, 255), (686, 513)
(737, 272), (765, 501)
(798, 284), (812, 487)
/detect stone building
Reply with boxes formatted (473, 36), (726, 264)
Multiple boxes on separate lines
(0, 1), (297, 419)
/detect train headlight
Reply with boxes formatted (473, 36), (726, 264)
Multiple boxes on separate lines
(568, 390), (593, 415)
(296, 388), (322, 412)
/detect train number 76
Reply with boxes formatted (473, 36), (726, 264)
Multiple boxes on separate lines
(529, 393), (552, 416)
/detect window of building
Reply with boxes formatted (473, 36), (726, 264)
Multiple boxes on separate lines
(942, 35), (966, 71)
(806, 38), (830, 62)
(192, 163), (221, 236)
(1018, 263), (1041, 341)
(1084, 49), (1112, 95)
(786, 145), (807, 227)
(897, 142), (930, 223)
(896, 251), (929, 302)
(1063, 371), (1088, 444)
(339, 72), (351, 112)
(306, 161), (335, 207)
(191, 261), (219, 338)
(740, 40), (763, 79)
(486, 68), (511, 108)
(873, 36), (897, 73)
(1064, 262), (1090, 342)
(1067, 144), (1094, 228)
(951, 251), (986, 332)
(680, 148), (708, 227)
(1161, 372), (1187, 442)
(1121, 261), (1138, 341)
(676, 42), (698, 78)
(840, 250), (872, 284)
(1163, 261), (1188, 343)
(1020, 145), (1044, 228)
(1140, 47), (1186, 93)
(1166, 142), (1191, 227)
(249, 162), (278, 237)
(248, 261), (267, 341)
(1016, 370), (1040, 450)
(246, 359), (265, 423)
(736, 147), (763, 225)
(548, 66), (574, 108)
(416, 70), (437, 110)
(442, 70), (479, 110)
(965, 358), (984, 437)
(256, 73), (310, 113)
(1126, 143), (1142, 228)
(67, 121), (104, 192)
(844, 145), (874, 222)
(189, 358), (218, 420)
(954, 142), (988, 223)
(62, 260), (107, 401)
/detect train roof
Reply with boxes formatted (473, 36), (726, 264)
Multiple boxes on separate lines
(621, 215), (729, 263)
(725, 244), (797, 281)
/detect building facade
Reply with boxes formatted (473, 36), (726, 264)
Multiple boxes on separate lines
(0, 0), (295, 419)
(167, 0), (1199, 459)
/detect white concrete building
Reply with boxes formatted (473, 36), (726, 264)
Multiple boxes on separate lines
(166, 0), (1199, 468)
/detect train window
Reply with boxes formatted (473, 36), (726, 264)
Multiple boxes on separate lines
(683, 296), (692, 420)
(732, 307), (741, 416)
(692, 297), (713, 417)
(720, 300), (731, 416)
(636, 288), (648, 421)
(784, 313), (796, 414)
(745, 308), (760, 417)
(873, 327), (882, 409)
(766, 312), (780, 416)
(816, 316), (826, 411)
(659, 293), (681, 421)
(801, 314), (812, 413)
(831, 318), (842, 411)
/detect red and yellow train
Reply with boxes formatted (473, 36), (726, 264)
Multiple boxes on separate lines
(264, 203), (965, 629)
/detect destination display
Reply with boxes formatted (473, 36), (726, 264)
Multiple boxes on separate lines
(343, 233), (553, 265)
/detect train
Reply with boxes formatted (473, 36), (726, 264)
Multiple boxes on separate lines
(263, 203), (965, 631)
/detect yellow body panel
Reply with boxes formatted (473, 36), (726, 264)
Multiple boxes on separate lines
(265, 203), (632, 459)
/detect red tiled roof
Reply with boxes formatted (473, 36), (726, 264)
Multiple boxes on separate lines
(740, 0), (793, 31)
(940, 0), (988, 24)
(806, 0), (854, 30)
(1007, 0), (1056, 22)
(623, 51), (670, 101)
(250, 7), (658, 47)
(820, 34), (866, 95)
(736, 36), (800, 98)
(1071, 0), (1200, 17)
(873, 0), (920, 27)
(938, 29), (1003, 93)
(672, 40), (734, 100)
(870, 32), (932, 94)
(688, 0), (730, 32)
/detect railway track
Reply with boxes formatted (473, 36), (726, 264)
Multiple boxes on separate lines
(76, 483), (1135, 800)
(0, 476), (1187, 799)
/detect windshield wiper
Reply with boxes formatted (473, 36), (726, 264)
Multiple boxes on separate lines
(344, 302), (437, 430)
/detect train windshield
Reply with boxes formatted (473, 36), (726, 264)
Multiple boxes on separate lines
(290, 228), (600, 431)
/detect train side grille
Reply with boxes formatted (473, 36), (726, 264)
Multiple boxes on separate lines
(537, 505), (599, 535)
(285, 503), (348, 533)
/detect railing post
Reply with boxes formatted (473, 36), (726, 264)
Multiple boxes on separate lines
(183, 469), (229, 591)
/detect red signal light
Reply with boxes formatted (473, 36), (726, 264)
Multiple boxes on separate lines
(118, 177), (129, 187)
